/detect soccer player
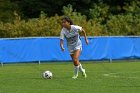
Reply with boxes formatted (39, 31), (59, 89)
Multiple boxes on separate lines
(60, 16), (89, 79)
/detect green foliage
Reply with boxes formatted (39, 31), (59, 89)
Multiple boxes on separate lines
(89, 3), (110, 23)
(106, 14), (140, 35)
(106, 1), (140, 35)
(0, 1), (140, 37)
(7, 0), (136, 19)
(0, 12), (61, 37)
(0, 0), (15, 22)
(123, 0), (140, 15)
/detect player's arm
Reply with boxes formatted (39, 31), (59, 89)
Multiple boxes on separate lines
(60, 30), (65, 52)
(60, 39), (65, 51)
(81, 29), (89, 45)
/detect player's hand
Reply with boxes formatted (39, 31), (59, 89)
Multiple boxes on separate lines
(61, 47), (65, 52)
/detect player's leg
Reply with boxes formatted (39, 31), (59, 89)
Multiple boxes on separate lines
(70, 53), (80, 79)
(70, 51), (80, 66)
(79, 64), (87, 78)
(71, 51), (80, 79)
(72, 49), (87, 78)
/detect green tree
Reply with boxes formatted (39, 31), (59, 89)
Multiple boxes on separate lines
(0, 0), (13, 22)
(9, 0), (140, 19)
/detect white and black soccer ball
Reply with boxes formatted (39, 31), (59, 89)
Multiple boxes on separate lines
(42, 71), (53, 79)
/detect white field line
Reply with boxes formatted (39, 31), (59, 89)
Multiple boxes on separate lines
(103, 71), (140, 79)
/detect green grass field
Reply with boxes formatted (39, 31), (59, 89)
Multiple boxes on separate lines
(0, 61), (140, 93)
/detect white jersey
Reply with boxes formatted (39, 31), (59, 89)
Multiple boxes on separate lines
(60, 25), (82, 54)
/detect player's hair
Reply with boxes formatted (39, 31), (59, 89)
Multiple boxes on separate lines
(61, 16), (73, 25)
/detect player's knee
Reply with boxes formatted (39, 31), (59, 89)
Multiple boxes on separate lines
(73, 58), (78, 62)
(73, 58), (79, 66)
(74, 63), (78, 66)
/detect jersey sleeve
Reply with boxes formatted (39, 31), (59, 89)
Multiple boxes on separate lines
(74, 25), (82, 32)
(60, 29), (64, 40)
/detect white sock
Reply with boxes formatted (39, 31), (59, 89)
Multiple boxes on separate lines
(74, 66), (79, 76)
(79, 64), (84, 72)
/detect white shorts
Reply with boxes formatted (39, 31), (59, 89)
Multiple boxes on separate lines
(69, 46), (82, 54)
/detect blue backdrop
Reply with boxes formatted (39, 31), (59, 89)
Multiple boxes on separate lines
(0, 37), (140, 63)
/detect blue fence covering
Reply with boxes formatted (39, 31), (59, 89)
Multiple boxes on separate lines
(0, 36), (140, 63)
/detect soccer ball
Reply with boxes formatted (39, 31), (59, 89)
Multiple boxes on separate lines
(42, 70), (53, 79)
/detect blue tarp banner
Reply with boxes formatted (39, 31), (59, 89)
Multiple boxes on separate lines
(0, 37), (140, 63)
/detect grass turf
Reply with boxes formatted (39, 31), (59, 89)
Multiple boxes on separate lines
(0, 61), (140, 93)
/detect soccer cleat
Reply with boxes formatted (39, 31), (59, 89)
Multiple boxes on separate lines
(72, 75), (78, 79)
(82, 69), (87, 78)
